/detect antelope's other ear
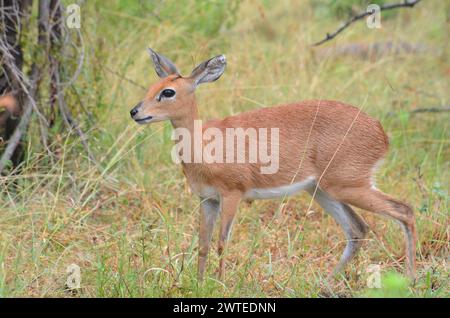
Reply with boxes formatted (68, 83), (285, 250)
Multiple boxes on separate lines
(147, 48), (180, 78)
(189, 55), (226, 87)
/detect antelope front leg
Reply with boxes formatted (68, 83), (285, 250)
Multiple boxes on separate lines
(198, 198), (220, 282)
(218, 192), (241, 281)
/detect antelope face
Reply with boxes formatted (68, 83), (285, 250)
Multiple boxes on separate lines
(130, 74), (194, 124)
(130, 48), (226, 125)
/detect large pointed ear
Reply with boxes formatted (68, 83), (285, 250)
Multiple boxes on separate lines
(147, 48), (180, 78)
(189, 55), (226, 87)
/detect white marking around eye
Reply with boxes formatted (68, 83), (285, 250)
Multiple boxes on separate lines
(244, 176), (316, 200)
(157, 87), (176, 101)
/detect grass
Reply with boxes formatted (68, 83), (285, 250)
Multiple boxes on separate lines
(0, 0), (448, 297)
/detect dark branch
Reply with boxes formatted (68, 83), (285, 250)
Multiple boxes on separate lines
(386, 106), (450, 118)
(103, 66), (147, 90)
(410, 106), (450, 114)
(312, 0), (423, 46)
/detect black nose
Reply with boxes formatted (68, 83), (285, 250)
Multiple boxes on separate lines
(130, 108), (138, 117)
(130, 102), (142, 118)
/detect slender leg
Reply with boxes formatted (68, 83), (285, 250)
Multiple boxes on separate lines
(217, 192), (241, 281)
(198, 198), (220, 282)
(324, 185), (417, 279)
(308, 186), (369, 275)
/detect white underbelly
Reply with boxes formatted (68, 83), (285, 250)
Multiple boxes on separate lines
(190, 177), (315, 201)
(244, 177), (315, 200)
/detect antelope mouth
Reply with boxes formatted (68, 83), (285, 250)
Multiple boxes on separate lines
(135, 116), (153, 124)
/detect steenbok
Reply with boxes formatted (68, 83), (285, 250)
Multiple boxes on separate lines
(130, 49), (416, 281)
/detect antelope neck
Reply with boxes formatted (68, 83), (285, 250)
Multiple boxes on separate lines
(170, 95), (199, 133)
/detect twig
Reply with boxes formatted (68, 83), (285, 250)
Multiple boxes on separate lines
(70, 85), (95, 124)
(57, 27), (85, 88)
(410, 106), (450, 114)
(312, 0), (423, 46)
(55, 70), (96, 164)
(47, 0), (97, 165)
(103, 65), (147, 90)
(0, 12), (48, 127)
(386, 106), (450, 117)
(35, 0), (53, 155)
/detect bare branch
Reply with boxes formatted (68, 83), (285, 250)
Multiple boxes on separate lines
(312, 0), (423, 46)
(410, 106), (450, 114)
(49, 0), (97, 164)
(103, 65), (147, 90)
(54, 69), (97, 164)
(386, 106), (450, 118)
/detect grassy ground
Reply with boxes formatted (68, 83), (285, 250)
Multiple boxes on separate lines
(0, 0), (448, 297)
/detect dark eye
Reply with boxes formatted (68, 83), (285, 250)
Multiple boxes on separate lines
(161, 89), (175, 98)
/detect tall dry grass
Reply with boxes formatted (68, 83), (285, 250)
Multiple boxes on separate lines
(0, 0), (448, 297)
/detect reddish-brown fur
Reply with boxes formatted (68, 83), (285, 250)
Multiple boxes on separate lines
(0, 94), (20, 121)
(0, 94), (24, 172)
(131, 51), (416, 282)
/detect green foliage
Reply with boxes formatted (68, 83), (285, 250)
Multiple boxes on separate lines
(106, 0), (240, 38)
(360, 272), (413, 298)
(431, 182), (448, 200)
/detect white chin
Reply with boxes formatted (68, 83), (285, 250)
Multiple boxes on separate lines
(136, 118), (153, 125)
(135, 116), (166, 125)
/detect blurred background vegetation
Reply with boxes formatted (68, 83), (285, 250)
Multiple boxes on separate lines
(0, 0), (448, 297)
